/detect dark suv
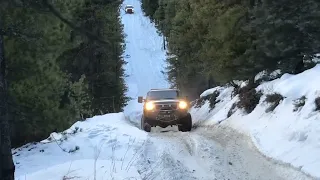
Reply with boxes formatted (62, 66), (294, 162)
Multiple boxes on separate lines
(138, 88), (192, 132)
(125, 5), (134, 14)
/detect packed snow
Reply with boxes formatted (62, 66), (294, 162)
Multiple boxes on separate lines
(13, 113), (147, 180)
(190, 64), (320, 178)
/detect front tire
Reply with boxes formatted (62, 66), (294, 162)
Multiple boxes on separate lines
(178, 113), (192, 132)
(141, 116), (151, 132)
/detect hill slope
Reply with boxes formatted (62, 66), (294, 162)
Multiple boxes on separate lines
(190, 64), (320, 178)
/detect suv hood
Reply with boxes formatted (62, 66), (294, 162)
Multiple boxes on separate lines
(148, 99), (180, 103)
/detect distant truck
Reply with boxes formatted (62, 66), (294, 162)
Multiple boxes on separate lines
(138, 88), (192, 132)
(125, 5), (134, 14)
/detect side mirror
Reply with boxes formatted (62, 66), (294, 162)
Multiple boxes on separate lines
(138, 96), (143, 103)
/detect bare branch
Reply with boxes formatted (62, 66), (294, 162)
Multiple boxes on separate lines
(0, 27), (40, 40)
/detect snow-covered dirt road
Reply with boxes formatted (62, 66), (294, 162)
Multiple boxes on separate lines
(14, 113), (312, 180)
(131, 123), (312, 180)
(121, 0), (170, 115)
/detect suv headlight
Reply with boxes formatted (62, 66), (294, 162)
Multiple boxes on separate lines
(178, 101), (188, 109)
(145, 101), (155, 110)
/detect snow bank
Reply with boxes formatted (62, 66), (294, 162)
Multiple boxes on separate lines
(190, 65), (320, 178)
(191, 86), (236, 126)
(16, 159), (141, 180)
(13, 113), (147, 179)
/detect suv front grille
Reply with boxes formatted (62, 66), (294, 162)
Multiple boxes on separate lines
(155, 103), (178, 110)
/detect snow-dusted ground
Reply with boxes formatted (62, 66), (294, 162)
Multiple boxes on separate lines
(12, 0), (317, 179)
(190, 65), (320, 179)
(13, 113), (312, 180)
(13, 113), (147, 180)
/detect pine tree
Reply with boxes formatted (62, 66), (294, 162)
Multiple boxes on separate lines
(245, 0), (320, 75)
(0, 4), (15, 177)
(1, 0), (129, 146)
(141, 0), (320, 98)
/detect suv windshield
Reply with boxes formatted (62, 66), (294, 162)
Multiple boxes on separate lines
(126, 5), (133, 8)
(147, 90), (179, 100)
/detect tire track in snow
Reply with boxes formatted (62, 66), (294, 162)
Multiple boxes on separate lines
(194, 126), (313, 180)
(136, 131), (215, 180)
(125, 116), (313, 180)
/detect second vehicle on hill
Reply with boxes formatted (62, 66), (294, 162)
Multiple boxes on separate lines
(125, 5), (134, 14)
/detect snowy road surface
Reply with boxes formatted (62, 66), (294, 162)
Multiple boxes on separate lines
(14, 114), (312, 180)
(121, 0), (170, 115)
(137, 127), (312, 180)
(12, 0), (315, 179)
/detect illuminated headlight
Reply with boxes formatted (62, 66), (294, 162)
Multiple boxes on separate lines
(178, 101), (188, 109)
(145, 101), (155, 111)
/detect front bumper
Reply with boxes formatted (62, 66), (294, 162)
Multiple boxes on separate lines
(144, 118), (179, 127)
(144, 109), (188, 121)
(125, 9), (134, 13)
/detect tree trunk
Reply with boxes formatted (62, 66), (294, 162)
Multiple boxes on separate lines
(163, 35), (166, 50)
(0, 20), (15, 180)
